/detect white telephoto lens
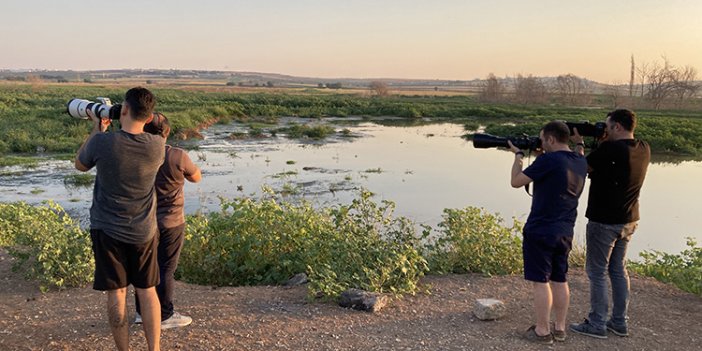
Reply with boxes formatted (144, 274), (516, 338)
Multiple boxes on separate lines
(67, 99), (91, 119)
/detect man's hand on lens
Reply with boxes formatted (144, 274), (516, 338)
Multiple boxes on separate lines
(86, 109), (110, 132)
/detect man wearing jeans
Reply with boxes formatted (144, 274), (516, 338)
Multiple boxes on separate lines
(570, 109), (650, 339)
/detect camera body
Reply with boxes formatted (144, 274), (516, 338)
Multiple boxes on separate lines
(564, 121), (606, 138)
(66, 97), (122, 120)
(472, 133), (542, 151)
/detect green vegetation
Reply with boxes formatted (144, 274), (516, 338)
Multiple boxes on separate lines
(1, 84), (702, 156)
(63, 173), (95, 187)
(470, 106), (702, 156)
(271, 170), (298, 178)
(0, 156), (39, 168)
(630, 238), (702, 296)
(278, 124), (336, 140)
(0, 202), (93, 291)
(425, 207), (523, 275)
(0, 196), (698, 296)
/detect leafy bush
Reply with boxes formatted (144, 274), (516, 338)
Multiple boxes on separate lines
(425, 207), (523, 276)
(0, 201), (93, 291)
(307, 191), (428, 297)
(178, 190), (428, 298)
(630, 238), (702, 296)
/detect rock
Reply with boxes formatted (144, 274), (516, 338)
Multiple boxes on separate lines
(338, 289), (388, 312)
(473, 298), (506, 321)
(285, 273), (308, 286)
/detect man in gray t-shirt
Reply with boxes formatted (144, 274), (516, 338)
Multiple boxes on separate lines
(75, 87), (164, 351)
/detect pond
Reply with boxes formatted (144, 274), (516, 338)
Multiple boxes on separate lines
(1, 118), (699, 259)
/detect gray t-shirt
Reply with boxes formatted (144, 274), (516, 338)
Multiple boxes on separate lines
(79, 130), (165, 244)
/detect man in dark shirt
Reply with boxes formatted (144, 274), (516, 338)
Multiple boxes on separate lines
(135, 113), (201, 329)
(570, 109), (650, 339)
(509, 121), (588, 345)
(76, 87), (165, 351)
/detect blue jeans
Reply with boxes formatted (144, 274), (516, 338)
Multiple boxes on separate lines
(585, 221), (637, 329)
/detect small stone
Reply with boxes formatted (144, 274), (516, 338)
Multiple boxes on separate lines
(473, 298), (506, 321)
(338, 289), (388, 312)
(285, 273), (308, 286)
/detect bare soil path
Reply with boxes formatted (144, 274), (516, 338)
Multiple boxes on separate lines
(1, 250), (700, 351)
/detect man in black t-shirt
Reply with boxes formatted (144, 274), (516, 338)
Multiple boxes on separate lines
(508, 121), (588, 345)
(76, 87), (165, 351)
(570, 109), (650, 339)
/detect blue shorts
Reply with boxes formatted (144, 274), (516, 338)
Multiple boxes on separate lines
(522, 233), (573, 283)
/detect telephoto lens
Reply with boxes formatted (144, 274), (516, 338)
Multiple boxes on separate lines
(66, 98), (121, 120)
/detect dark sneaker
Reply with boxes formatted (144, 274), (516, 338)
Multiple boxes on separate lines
(523, 325), (554, 345)
(570, 319), (607, 339)
(607, 320), (629, 337)
(161, 312), (192, 330)
(552, 329), (566, 342)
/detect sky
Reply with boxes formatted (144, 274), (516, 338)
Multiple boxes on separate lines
(1, 0), (701, 82)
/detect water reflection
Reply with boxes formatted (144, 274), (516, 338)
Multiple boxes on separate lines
(1, 120), (699, 259)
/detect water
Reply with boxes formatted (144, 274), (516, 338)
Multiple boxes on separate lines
(1, 119), (700, 259)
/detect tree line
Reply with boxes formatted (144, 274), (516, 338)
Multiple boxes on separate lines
(478, 56), (700, 110)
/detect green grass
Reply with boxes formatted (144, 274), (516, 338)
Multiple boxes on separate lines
(1, 84), (702, 156)
(0, 156), (39, 168)
(63, 173), (95, 187)
(278, 124), (336, 140)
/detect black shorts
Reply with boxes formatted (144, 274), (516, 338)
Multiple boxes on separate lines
(522, 233), (573, 283)
(90, 229), (159, 291)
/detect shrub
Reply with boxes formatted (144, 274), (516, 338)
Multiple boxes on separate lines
(630, 238), (702, 296)
(178, 190), (428, 298)
(0, 201), (93, 291)
(425, 207), (523, 276)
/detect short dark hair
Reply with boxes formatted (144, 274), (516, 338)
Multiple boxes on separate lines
(542, 121), (570, 144)
(124, 87), (156, 121)
(143, 112), (171, 138)
(607, 109), (636, 132)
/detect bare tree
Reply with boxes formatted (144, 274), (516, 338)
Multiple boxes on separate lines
(604, 81), (624, 109)
(514, 74), (548, 104)
(629, 54), (635, 97)
(479, 73), (504, 102)
(635, 56), (699, 109)
(369, 81), (389, 97)
(555, 73), (589, 105)
(636, 62), (649, 98)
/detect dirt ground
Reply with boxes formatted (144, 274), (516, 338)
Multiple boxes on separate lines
(1, 249), (700, 351)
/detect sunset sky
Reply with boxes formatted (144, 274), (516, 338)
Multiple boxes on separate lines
(2, 0), (701, 82)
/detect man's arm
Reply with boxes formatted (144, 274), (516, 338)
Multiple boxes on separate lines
(75, 110), (110, 172)
(507, 141), (533, 188)
(185, 168), (202, 183)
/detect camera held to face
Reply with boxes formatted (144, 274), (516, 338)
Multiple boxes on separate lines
(66, 97), (122, 120)
(564, 121), (606, 139)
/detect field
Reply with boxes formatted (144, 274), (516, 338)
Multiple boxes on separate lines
(1, 81), (702, 161)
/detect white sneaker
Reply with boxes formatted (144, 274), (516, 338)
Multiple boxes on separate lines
(161, 312), (192, 330)
(134, 313), (142, 324)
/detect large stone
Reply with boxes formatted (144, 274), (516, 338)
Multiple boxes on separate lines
(338, 289), (388, 312)
(285, 273), (308, 286)
(473, 298), (506, 320)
